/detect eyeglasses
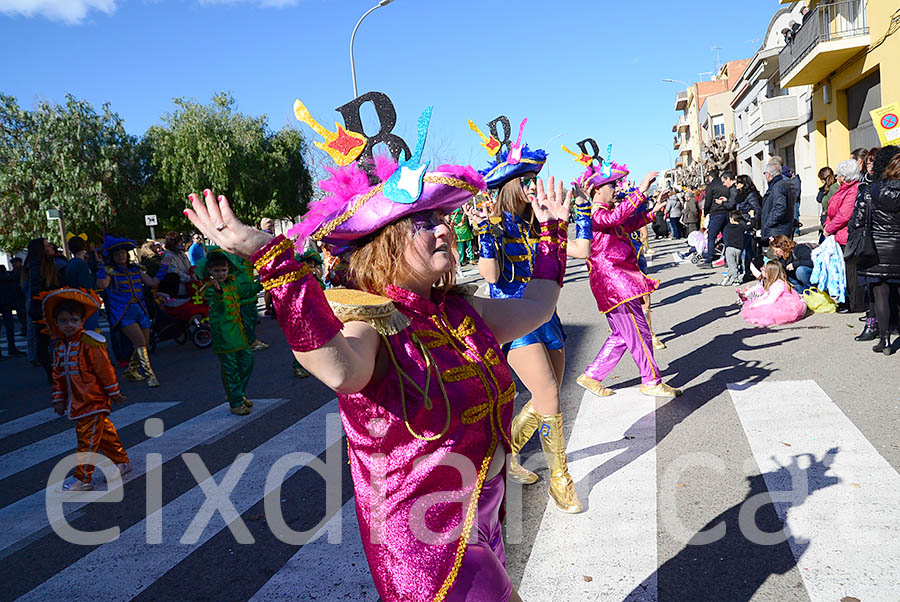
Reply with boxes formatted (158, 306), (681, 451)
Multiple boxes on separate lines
(408, 211), (444, 237)
(521, 176), (537, 187)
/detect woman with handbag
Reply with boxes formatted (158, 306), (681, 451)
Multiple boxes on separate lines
(826, 160), (862, 313)
(857, 147), (900, 355)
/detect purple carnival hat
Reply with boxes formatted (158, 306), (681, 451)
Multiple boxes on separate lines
(562, 138), (629, 192)
(287, 95), (485, 246)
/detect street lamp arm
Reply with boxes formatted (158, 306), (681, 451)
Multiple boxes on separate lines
(350, 5), (382, 98)
(662, 78), (691, 89)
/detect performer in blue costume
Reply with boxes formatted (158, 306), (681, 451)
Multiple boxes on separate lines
(96, 236), (171, 387)
(471, 116), (581, 513)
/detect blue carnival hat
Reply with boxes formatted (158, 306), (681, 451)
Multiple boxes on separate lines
(102, 235), (138, 258)
(471, 117), (547, 190)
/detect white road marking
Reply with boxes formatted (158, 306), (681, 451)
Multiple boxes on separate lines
(18, 398), (341, 601)
(0, 403), (178, 481)
(250, 498), (378, 601)
(0, 408), (61, 440)
(0, 398), (287, 555)
(728, 379), (900, 601)
(517, 387), (658, 601)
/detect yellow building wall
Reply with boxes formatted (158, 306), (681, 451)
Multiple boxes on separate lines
(810, 0), (900, 167)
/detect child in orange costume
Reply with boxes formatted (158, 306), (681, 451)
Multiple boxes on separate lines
(42, 288), (131, 491)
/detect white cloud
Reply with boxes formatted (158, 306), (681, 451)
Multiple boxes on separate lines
(0, 0), (117, 24)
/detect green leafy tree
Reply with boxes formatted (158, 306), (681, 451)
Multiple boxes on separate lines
(0, 93), (144, 252)
(144, 92), (313, 233)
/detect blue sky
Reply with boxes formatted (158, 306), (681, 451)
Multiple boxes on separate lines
(1, 0), (781, 191)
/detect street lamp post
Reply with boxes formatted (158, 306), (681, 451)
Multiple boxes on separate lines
(662, 78), (691, 89)
(350, 0), (395, 98)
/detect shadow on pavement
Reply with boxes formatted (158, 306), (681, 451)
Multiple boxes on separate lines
(625, 447), (840, 602)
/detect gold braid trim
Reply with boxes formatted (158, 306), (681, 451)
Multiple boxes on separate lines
(325, 288), (410, 336)
(253, 238), (294, 273)
(312, 176), (480, 241)
(313, 185), (384, 241)
(483, 157), (544, 180)
(260, 265), (311, 291)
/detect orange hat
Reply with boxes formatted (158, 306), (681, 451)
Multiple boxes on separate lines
(37, 288), (102, 337)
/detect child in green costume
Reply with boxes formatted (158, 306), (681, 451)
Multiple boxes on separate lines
(196, 249), (262, 415)
(451, 207), (474, 266)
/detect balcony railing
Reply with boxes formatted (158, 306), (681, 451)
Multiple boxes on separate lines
(779, 0), (868, 80)
(747, 96), (805, 141)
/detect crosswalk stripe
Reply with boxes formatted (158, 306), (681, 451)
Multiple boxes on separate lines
(0, 408), (63, 440)
(0, 398), (288, 555)
(0, 403), (178, 481)
(517, 388), (658, 601)
(18, 398), (342, 601)
(728, 380), (900, 601)
(249, 498), (378, 601)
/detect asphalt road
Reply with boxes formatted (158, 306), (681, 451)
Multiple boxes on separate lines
(1, 230), (898, 601)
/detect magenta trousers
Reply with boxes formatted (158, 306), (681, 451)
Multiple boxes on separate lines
(446, 473), (513, 602)
(584, 298), (661, 386)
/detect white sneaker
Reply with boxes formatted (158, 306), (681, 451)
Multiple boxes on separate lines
(721, 275), (731, 286)
(671, 252), (688, 264)
(62, 479), (93, 492)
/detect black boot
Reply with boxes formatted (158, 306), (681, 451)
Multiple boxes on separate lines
(855, 318), (878, 342)
(873, 334), (892, 355)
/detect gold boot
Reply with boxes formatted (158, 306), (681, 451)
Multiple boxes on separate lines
(135, 347), (160, 388)
(123, 351), (146, 381)
(645, 309), (666, 350)
(576, 374), (614, 397)
(508, 401), (541, 485)
(640, 382), (682, 398)
(538, 412), (583, 514)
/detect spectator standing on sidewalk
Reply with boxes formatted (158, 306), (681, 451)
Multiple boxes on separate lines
(0, 265), (25, 359)
(700, 170), (737, 267)
(64, 235), (100, 331)
(681, 189), (700, 236)
(825, 159), (862, 313)
(187, 233), (206, 267)
(10, 257), (26, 335)
(162, 232), (193, 296)
(665, 191), (683, 239)
(761, 162), (795, 244)
(23, 238), (60, 379)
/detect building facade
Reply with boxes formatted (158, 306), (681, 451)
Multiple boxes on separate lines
(732, 3), (819, 218)
(779, 0), (899, 166)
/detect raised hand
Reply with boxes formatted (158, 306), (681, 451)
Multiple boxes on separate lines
(639, 171), (660, 195)
(531, 176), (572, 223)
(184, 190), (273, 259)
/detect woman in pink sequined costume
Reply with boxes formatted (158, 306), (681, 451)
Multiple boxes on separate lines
(185, 158), (571, 600)
(567, 163), (682, 398)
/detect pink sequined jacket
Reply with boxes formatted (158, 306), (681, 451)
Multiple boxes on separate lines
(580, 190), (659, 313)
(251, 234), (571, 602)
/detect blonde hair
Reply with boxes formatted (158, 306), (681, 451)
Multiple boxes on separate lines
(348, 218), (457, 296)
(492, 178), (536, 235)
(762, 261), (788, 291)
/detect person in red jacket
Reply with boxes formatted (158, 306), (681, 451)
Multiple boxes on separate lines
(41, 287), (130, 491)
(824, 159), (863, 312)
(823, 159), (861, 244)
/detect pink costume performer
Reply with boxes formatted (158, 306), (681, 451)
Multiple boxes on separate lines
(246, 98), (568, 602)
(570, 157), (681, 398)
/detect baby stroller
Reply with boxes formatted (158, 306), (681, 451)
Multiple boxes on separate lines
(147, 281), (211, 353)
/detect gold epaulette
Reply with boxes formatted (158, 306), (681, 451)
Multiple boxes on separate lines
(81, 330), (107, 347)
(324, 288), (410, 336)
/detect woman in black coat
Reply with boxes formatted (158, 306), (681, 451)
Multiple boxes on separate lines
(735, 175), (762, 282)
(858, 147), (900, 354)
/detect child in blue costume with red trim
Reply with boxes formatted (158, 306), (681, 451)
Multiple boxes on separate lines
(472, 117), (582, 514)
(96, 235), (170, 387)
